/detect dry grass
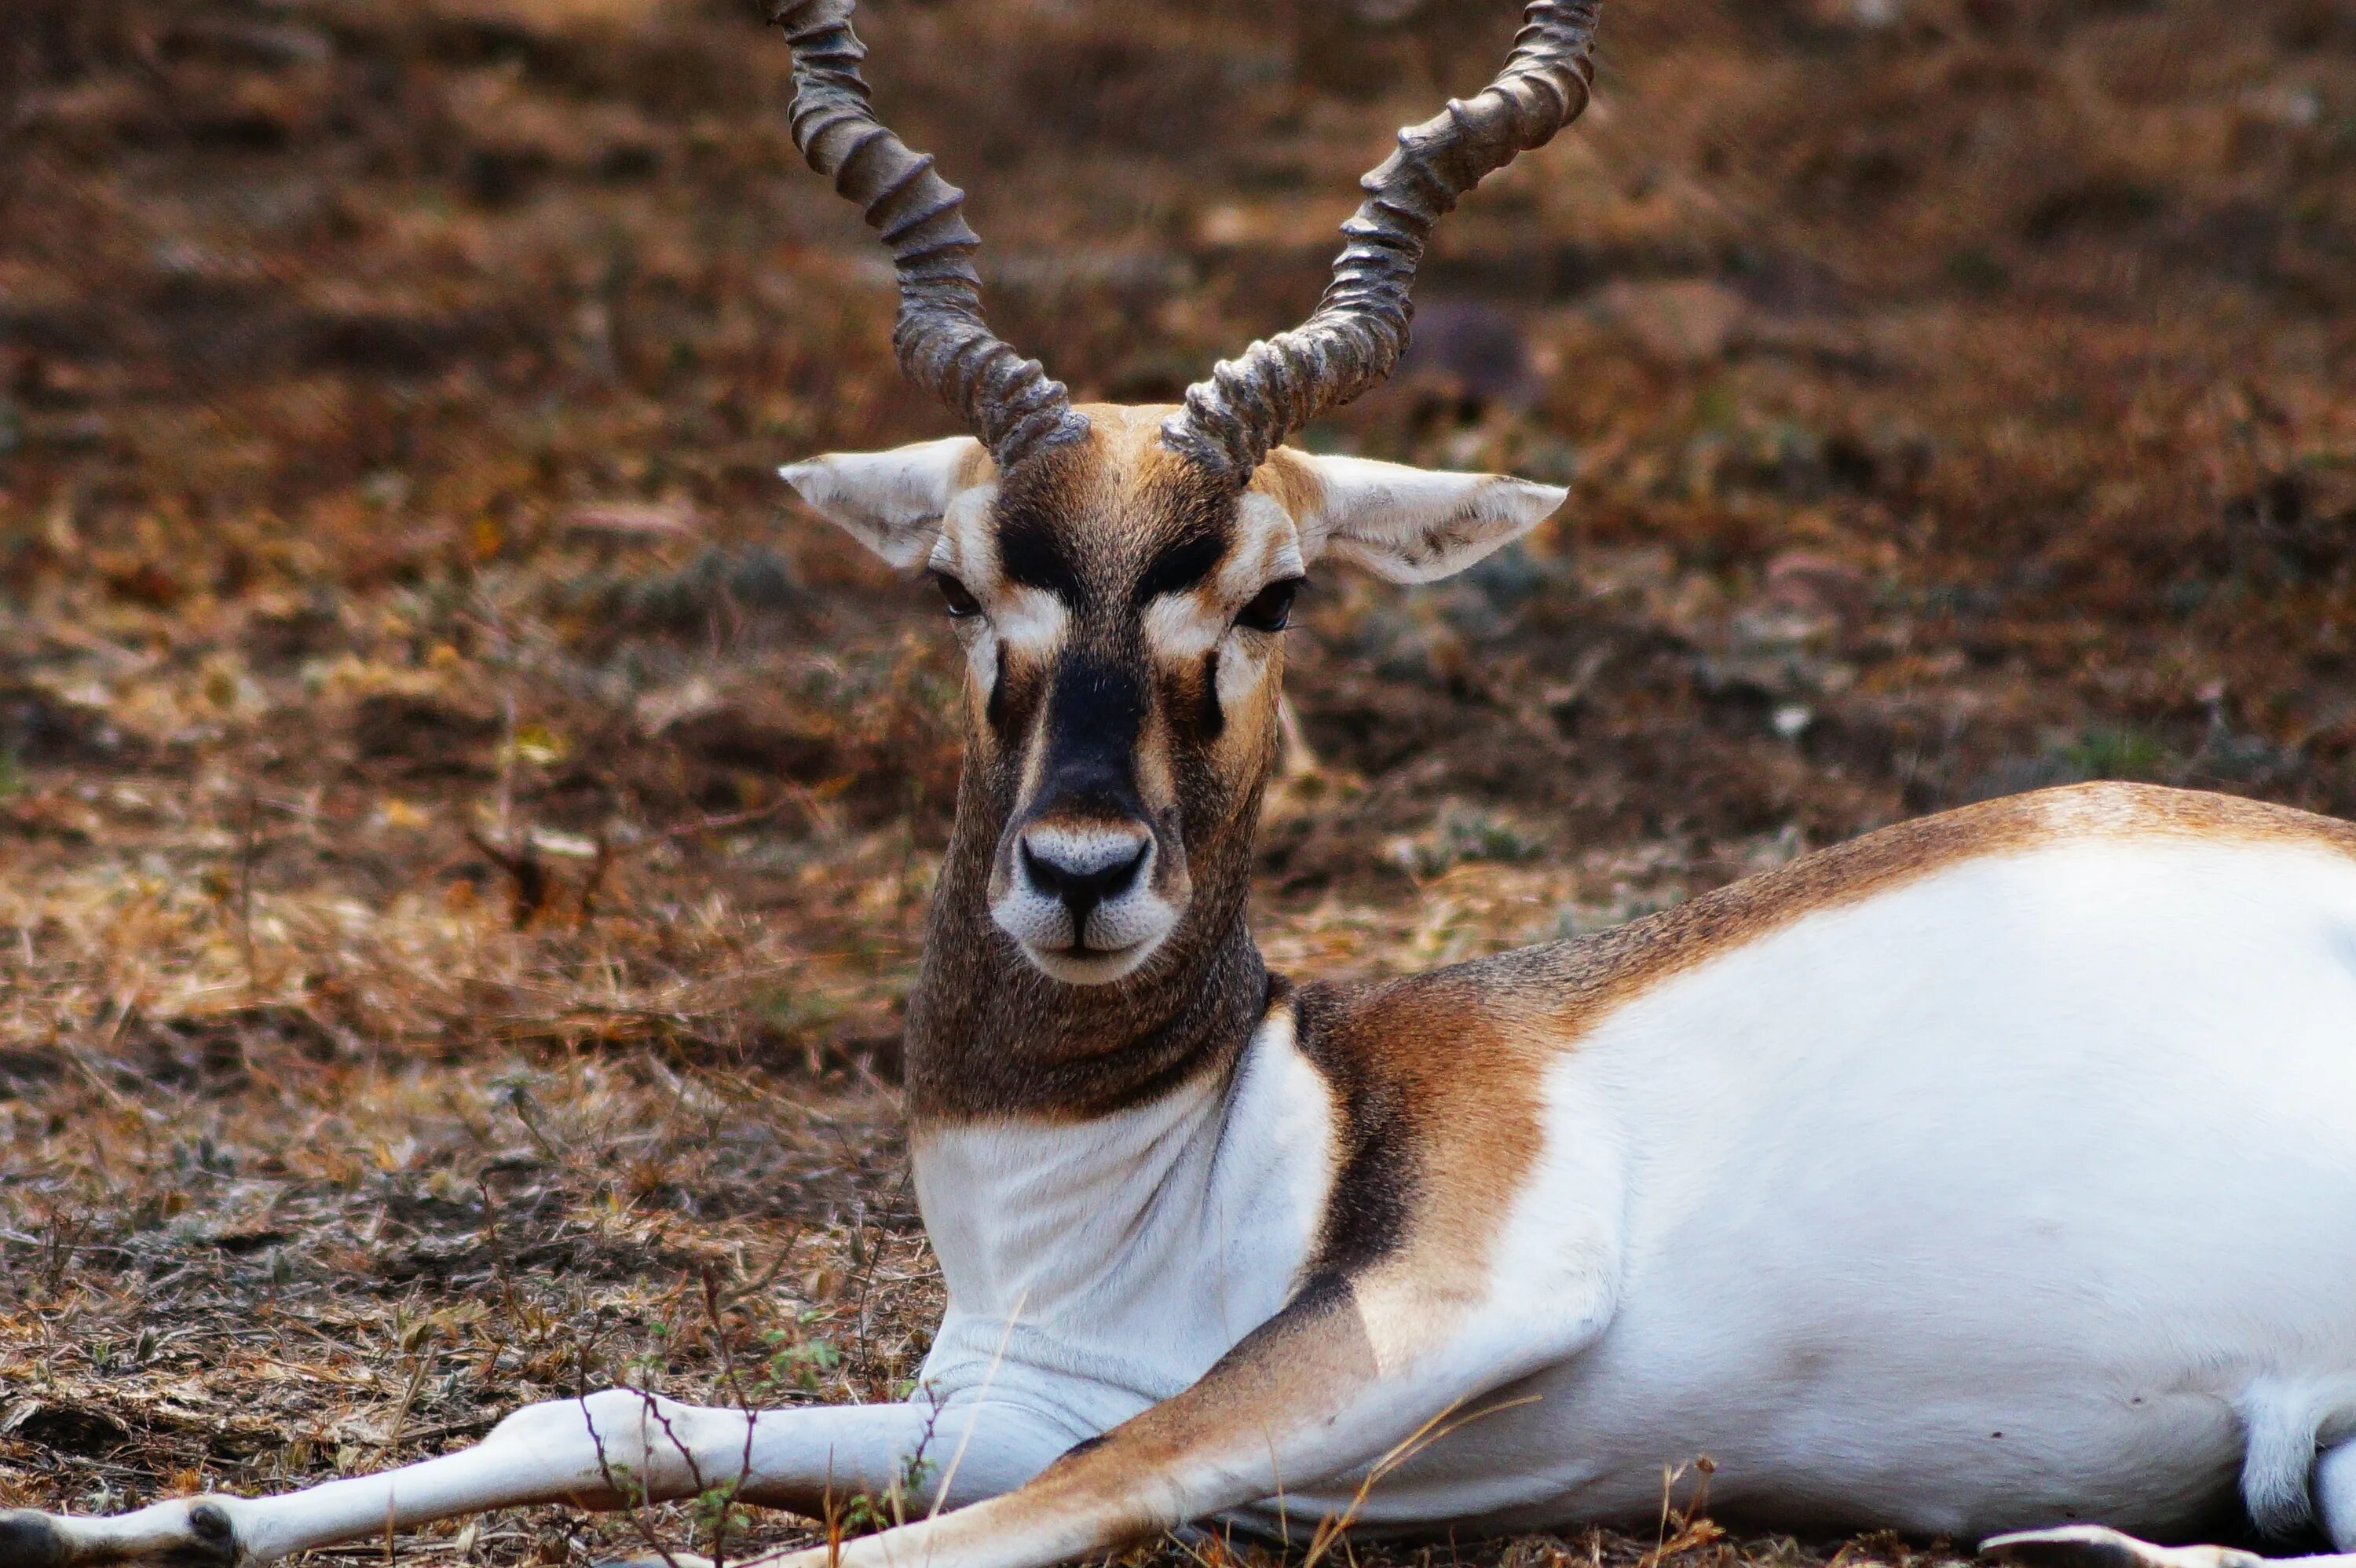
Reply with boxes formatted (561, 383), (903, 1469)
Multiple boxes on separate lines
(2, 0), (2353, 1564)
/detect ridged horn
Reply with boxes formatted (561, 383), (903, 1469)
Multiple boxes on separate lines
(1162, 0), (1601, 483)
(770, 0), (1088, 469)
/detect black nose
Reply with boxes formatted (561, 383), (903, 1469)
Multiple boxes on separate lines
(1019, 834), (1150, 943)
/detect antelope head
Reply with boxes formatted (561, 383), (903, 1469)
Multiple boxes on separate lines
(776, 0), (1597, 992)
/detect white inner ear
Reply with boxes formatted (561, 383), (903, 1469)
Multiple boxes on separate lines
(779, 435), (987, 570)
(1283, 451), (1568, 584)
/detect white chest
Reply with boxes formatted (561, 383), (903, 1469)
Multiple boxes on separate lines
(909, 1017), (1336, 1427)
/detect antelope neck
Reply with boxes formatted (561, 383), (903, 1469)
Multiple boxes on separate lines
(902, 772), (1272, 1124)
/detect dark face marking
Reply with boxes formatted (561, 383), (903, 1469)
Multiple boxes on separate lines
(1196, 651), (1224, 742)
(1132, 522), (1230, 608)
(986, 641), (1011, 734)
(997, 509), (1086, 604)
(1033, 653), (1148, 821)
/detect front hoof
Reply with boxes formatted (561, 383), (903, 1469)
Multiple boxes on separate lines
(0, 1511), (72, 1568)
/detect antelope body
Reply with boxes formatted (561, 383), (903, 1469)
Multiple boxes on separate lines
(8, 7), (2356, 1568)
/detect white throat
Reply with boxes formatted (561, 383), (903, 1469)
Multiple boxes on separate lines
(909, 1009), (1337, 1427)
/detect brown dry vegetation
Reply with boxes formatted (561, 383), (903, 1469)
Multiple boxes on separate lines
(1, 0), (2352, 1566)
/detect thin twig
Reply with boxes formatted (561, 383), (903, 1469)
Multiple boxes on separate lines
(476, 1173), (527, 1334)
(696, 1266), (759, 1568)
(576, 1350), (689, 1568)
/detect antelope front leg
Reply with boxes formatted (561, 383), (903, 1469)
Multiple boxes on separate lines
(745, 1271), (1611, 1568)
(0, 1390), (1072, 1568)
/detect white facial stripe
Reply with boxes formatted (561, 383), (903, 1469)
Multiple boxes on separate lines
(963, 620), (1000, 696)
(1224, 494), (1307, 602)
(1141, 586), (1280, 737)
(928, 482), (1070, 657)
(1143, 593), (1224, 661)
(1215, 635), (1271, 712)
(994, 585), (1069, 655)
(928, 482), (1000, 580)
(1136, 496), (1306, 666)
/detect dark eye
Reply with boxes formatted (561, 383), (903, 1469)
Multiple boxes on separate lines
(929, 571), (982, 620)
(1235, 577), (1304, 633)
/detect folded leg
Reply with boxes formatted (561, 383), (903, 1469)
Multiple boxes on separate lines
(733, 1261), (1612, 1568)
(0, 1391), (1071, 1568)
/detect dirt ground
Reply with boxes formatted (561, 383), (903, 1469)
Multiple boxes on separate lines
(1, 0), (2351, 1564)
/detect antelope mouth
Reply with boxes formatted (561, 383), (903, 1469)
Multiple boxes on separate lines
(993, 897), (1181, 986)
(1019, 933), (1168, 987)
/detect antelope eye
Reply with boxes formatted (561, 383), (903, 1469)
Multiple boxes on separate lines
(1235, 577), (1304, 633)
(929, 572), (982, 620)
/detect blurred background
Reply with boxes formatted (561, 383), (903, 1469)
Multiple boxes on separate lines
(1, 0), (2351, 1559)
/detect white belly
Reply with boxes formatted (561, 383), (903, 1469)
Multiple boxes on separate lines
(1282, 836), (2356, 1539)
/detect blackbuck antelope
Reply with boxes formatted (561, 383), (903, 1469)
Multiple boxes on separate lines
(10, 5), (2356, 1568)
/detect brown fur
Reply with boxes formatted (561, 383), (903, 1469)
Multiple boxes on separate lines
(1034, 1282), (1380, 1519)
(1523, 780), (2356, 1036)
(1250, 447), (1327, 524)
(1290, 980), (1551, 1291)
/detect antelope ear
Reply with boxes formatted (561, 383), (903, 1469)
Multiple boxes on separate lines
(780, 436), (992, 569)
(1269, 451), (1568, 585)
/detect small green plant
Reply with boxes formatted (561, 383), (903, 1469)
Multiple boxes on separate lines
(752, 1318), (843, 1398)
(835, 1491), (891, 1535)
(693, 1478), (755, 1550)
(2065, 726), (2169, 782)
